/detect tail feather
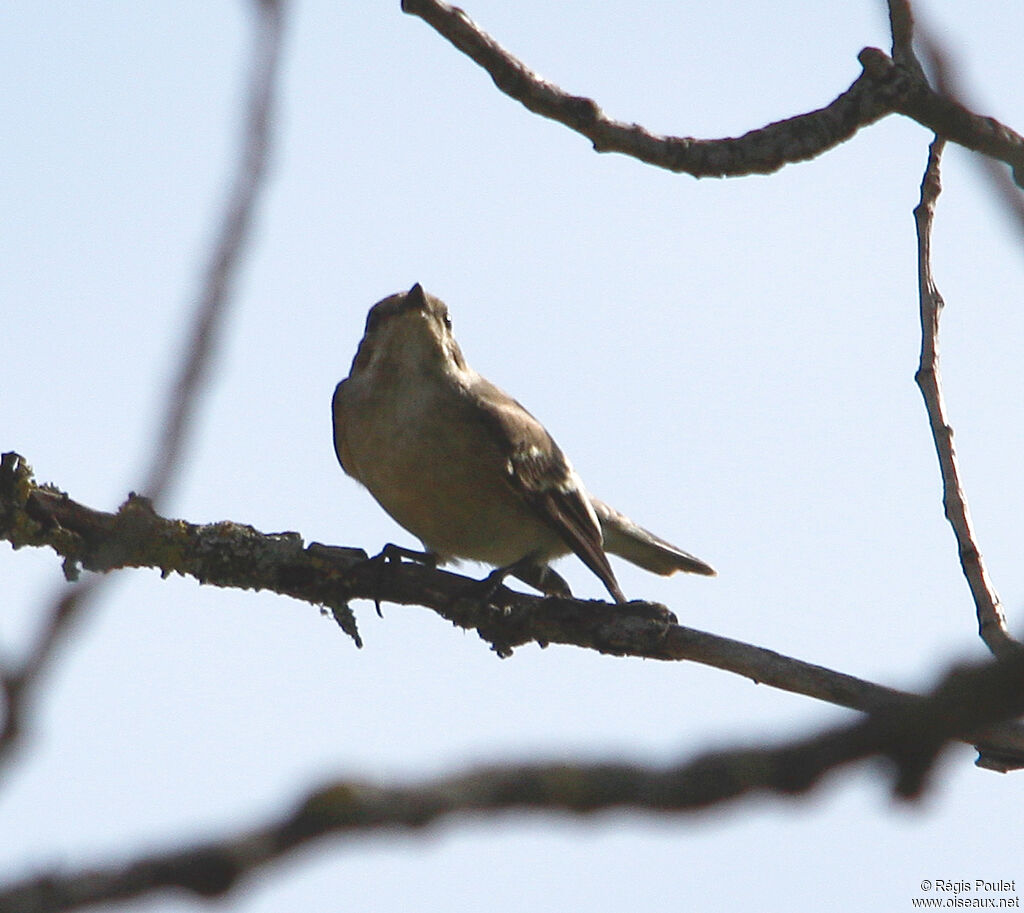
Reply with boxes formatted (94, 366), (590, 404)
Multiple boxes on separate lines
(592, 498), (716, 578)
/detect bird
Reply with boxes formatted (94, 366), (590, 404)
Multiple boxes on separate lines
(332, 283), (715, 603)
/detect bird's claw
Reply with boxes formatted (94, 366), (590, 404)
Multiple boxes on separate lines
(366, 543), (438, 616)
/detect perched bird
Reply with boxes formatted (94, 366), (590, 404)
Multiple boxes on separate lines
(332, 283), (715, 603)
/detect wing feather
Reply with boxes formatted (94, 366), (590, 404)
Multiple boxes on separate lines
(468, 377), (625, 603)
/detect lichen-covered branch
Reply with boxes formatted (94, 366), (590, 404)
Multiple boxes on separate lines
(4, 452), (1024, 769)
(400, 0), (1024, 182)
(0, 452), (365, 648)
(3, 646), (1024, 913)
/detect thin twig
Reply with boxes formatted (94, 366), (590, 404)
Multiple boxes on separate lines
(142, 0), (285, 506)
(886, 0), (925, 79)
(2, 646), (1023, 913)
(912, 138), (1018, 657)
(0, 575), (101, 775)
(0, 0), (287, 776)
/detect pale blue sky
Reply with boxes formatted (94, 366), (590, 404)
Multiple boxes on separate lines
(3, 3), (1024, 911)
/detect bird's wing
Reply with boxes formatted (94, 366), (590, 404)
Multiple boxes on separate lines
(331, 379), (353, 475)
(467, 376), (625, 603)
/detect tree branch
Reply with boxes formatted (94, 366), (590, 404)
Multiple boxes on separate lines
(400, 0), (898, 176)
(0, 0), (287, 777)
(143, 0), (285, 507)
(400, 0), (1024, 182)
(912, 139), (1019, 658)
(4, 452), (1024, 769)
(858, 49), (1024, 182)
(3, 645), (1023, 913)
(886, 0), (925, 79)
(911, 16), (1024, 235)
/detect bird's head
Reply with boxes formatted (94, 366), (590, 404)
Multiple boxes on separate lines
(351, 283), (468, 377)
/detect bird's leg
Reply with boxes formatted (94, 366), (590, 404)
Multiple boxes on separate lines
(452, 558), (574, 610)
(507, 561), (573, 599)
(372, 543), (438, 567)
(366, 543), (438, 616)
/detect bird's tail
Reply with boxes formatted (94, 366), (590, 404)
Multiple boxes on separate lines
(592, 498), (716, 577)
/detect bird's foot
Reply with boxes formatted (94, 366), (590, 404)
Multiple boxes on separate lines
(366, 543), (438, 616)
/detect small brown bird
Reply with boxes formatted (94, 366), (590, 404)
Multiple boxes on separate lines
(332, 283), (715, 602)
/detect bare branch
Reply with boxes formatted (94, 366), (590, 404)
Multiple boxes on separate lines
(886, 0), (925, 79)
(401, 0), (1024, 179)
(0, 0), (286, 777)
(401, 0), (898, 177)
(912, 21), (1024, 231)
(2, 646), (1023, 913)
(4, 452), (1024, 768)
(142, 0), (286, 507)
(858, 48), (1024, 181)
(0, 574), (102, 777)
(912, 140), (1019, 658)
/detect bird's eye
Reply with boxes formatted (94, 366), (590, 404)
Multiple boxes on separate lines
(442, 310), (452, 330)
